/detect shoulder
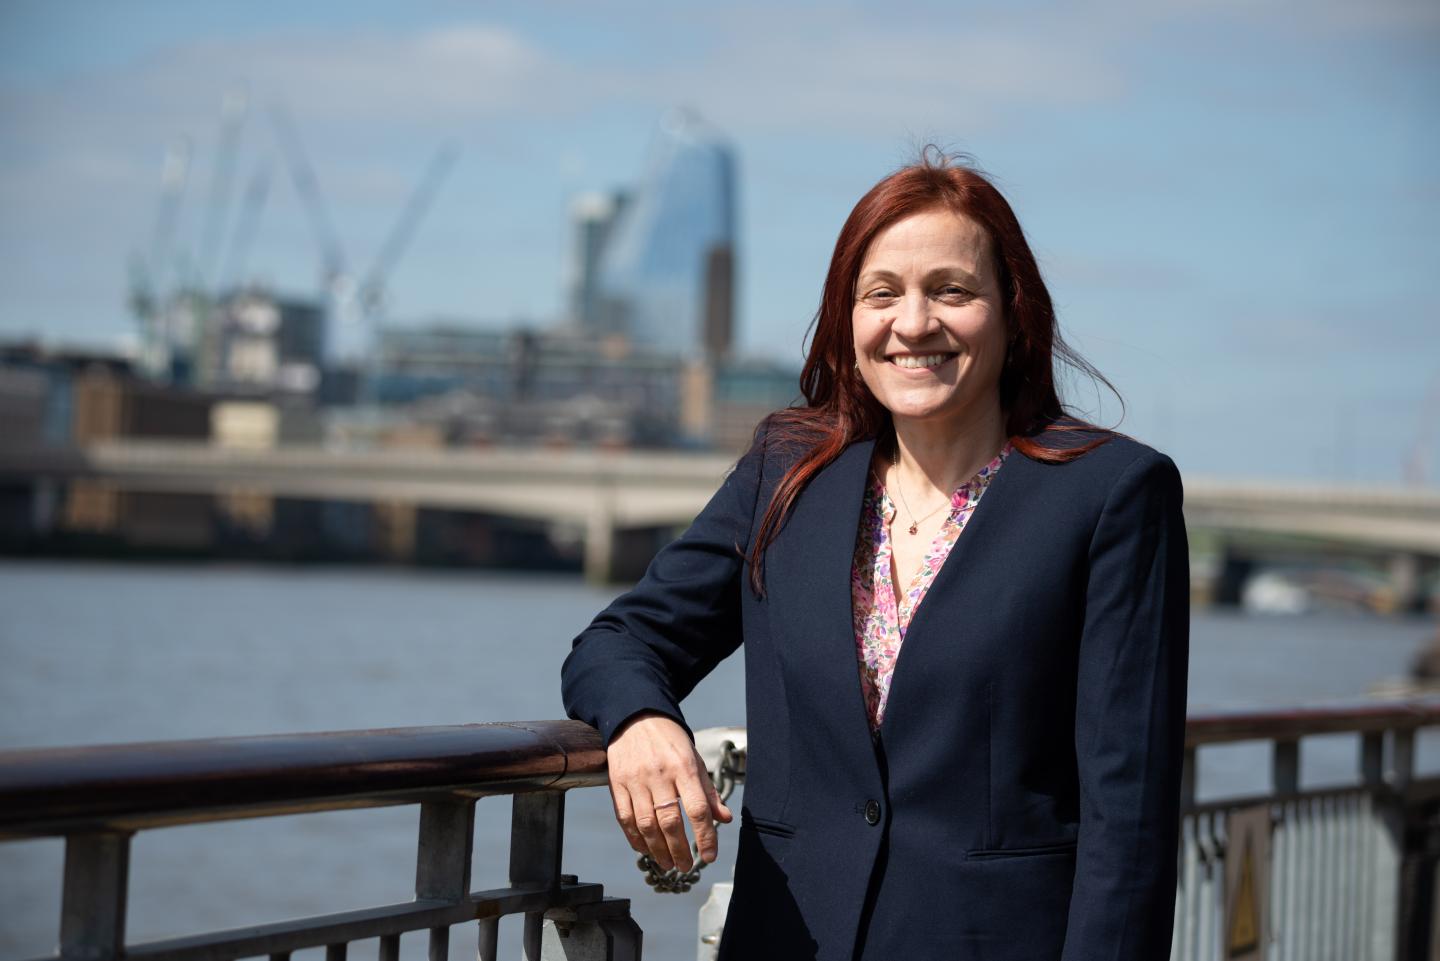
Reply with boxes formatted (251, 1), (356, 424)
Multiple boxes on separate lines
(1011, 417), (1182, 511)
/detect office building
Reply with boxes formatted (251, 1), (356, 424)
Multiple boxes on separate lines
(593, 110), (737, 360)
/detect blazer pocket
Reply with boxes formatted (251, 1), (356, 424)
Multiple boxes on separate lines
(741, 811), (798, 839)
(964, 839), (1077, 861)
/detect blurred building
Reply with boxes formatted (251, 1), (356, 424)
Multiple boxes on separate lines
(371, 323), (680, 447)
(133, 287), (327, 396)
(195, 290), (325, 395)
(568, 190), (631, 335)
(369, 321), (797, 451)
(590, 110), (737, 361)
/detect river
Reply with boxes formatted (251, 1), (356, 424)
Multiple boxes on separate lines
(1, 560), (1436, 960)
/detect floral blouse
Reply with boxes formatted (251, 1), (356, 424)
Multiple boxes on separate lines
(850, 441), (1014, 732)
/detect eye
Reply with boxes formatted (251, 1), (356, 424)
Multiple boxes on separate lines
(859, 288), (898, 305)
(934, 285), (974, 303)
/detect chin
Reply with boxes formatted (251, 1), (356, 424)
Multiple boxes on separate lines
(883, 403), (964, 425)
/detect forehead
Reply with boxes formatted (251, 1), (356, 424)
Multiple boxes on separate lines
(859, 207), (993, 275)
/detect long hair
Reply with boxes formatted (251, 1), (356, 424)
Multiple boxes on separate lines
(745, 148), (1121, 595)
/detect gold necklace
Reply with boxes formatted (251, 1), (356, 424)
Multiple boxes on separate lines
(890, 448), (951, 535)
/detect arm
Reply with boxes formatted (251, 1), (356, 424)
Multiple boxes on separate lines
(561, 432), (764, 745)
(560, 429), (766, 871)
(1061, 451), (1190, 961)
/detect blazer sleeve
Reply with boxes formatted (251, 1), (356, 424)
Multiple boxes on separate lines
(560, 433), (766, 747)
(1061, 451), (1190, 961)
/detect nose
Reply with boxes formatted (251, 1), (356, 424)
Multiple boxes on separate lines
(891, 291), (936, 339)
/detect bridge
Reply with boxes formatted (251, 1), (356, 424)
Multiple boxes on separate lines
(2, 441), (1438, 600)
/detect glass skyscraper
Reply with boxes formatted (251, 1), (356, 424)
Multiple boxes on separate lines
(592, 110), (737, 360)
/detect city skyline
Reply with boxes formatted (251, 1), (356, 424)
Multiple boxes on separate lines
(1, 0), (1436, 484)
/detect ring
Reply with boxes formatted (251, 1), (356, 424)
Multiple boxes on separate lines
(654, 797), (682, 810)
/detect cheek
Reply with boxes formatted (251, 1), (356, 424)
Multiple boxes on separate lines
(851, 312), (881, 355)
(955, 310), (1007, 354)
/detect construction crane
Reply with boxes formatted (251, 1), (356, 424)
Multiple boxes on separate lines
(356, 141), (461, 324)
(217, 163), (271, 292)
(128, 136), (191, 377)
(197, 86), (249, 295)
(267, 103), (348, 305)
(266, 102), (458, 373)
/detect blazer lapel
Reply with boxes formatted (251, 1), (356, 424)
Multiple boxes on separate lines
(767, 437), (881, 781)
(879, 446), (1031, 743)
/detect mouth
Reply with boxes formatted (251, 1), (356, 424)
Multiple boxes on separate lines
(885, 351), (958, 371)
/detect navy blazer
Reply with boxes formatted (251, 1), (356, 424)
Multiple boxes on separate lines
(562, 422), (1189, 961)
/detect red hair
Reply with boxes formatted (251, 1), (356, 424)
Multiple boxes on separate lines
(746, 149), (1121, 595)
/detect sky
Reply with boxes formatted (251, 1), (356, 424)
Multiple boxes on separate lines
(0, 0), (1436, 484)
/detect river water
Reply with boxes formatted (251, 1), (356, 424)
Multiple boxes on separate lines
(1, 560), (1437, 960)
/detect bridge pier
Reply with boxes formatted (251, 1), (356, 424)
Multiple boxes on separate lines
(1388, 551), (1436, 615)
(1213, 543), (1255, 608)
(584, 503), (616, 586)
(584, 509), (668, 585)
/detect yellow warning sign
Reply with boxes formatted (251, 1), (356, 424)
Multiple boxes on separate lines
(1227, 835), (1258, 953)
(1224, 805), (1270, 961)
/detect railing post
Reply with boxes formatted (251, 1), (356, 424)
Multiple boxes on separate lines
(59, 832), (131, 961)
(417, 799), (475, 961)
(1391, 728), (1415, 792)
(1362, 732), (1384, 786)
(512, 792), (565, 961)
(416, 798), (475, 900)
(1273, 738), (1299, 796)
(511, 792), (564, 889)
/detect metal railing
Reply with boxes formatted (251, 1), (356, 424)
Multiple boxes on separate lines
(1173, 702), (1440, 961)
(0, 721), (637, 961)
(6, 704), (1439, 961)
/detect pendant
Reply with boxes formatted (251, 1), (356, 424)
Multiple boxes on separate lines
(908, 523), (919, 535)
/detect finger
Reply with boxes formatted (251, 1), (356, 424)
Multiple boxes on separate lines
(609, 782), (646, 855)
(652, 783), (695, 872)
(631, 786), (674, 871)
(701, 764), (733, 824)
(683, 778), (719, 864)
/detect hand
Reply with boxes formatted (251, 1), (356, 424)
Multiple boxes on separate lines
(605, 711), (733, 872)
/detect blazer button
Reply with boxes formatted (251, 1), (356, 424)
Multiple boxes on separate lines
(863, 799), (882, 825)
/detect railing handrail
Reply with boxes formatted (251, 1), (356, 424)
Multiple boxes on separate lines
(4, 700), (1438, 840)
(0, 719), (606, 839)
(1184, 698), (1440, 746)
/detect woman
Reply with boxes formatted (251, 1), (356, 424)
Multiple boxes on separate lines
(561, 152), (1189, 960)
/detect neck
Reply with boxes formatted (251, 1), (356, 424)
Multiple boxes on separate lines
(889, 403), (1008, 499)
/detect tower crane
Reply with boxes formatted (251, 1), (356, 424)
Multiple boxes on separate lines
(267, 104), (349, 311)
(218, 164), (272, 293)
(197, 86), (249, 294)
(128, 136), (191, 377)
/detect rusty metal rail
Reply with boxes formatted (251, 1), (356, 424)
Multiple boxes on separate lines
(0, 720), (633, 961)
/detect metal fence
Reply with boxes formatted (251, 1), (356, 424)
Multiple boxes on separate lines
(5, 705), (1439, 961)
(0, 722), (636, 961)
(1170, 703), (1440, 961)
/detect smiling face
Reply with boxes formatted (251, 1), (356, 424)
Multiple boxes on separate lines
(852, 206), (1009, 436)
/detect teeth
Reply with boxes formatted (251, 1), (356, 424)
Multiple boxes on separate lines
(891, 354), (949, 369)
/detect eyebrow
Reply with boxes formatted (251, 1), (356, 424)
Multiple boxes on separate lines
(856, 266), (985, 289)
